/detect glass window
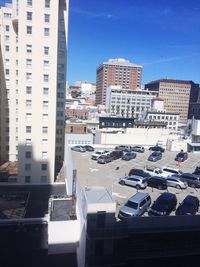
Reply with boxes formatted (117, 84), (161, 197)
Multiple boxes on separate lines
(26, 86), (32, 94)
(26, 100), (32, 107)
(42, 114), (48, 121)
(27, 11), (32, 20)
(42, 127), (48, 133)
(44, 28), (50, 36)
(42, 151), (47, 159)
(45, 0), (50, 8)
(25, 163), (31, 171)
(26, 113), (32, 121)
(44, 46), (49, 55)
(26, 73), (32, 81)
(42, 139), (48, 146)
(5, 25), (9, 31)
(27, 26), (32, 34)
(44, 14), (50, 23)
(5, 45), (9, 52)
(41, 164), (47, 171)
(26, 126), (31, 133)
(26, 44), (32, 53)
(41, 176), (47, 183)
(43, 74), (49, 82)
(43, 101), (48, 108)
(26, 139), (32, 146)
(25, 176), (31, 183)
(43, 88), (49, 95)
(43, 60), (49, 68)
(25, 151), (31, 158)
(27, 0), (32, 6)
(26, 59), (32, 67)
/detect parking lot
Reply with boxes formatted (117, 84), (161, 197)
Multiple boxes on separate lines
(71, 148), (200, 217)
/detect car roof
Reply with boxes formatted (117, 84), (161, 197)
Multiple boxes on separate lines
(129, 192), (150, 203)
(183, 195), (198, 203)
(158, 192), (175, 200)
(126, 175), (146, 180)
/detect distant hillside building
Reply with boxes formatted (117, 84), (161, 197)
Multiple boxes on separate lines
(145, 79), (200, 124)
(96, 58), (142, 105)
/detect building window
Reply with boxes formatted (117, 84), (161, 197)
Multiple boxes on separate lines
(41, 176), (47, 183)
(42, 127), (48, 133)
(5, 45), (9, 52)
(25, 164), (31, 171)
(26, 100), (32, 107)
(25, 176), (31, 183)
(27, 0), (32, 6)
(26, 113), (32, 121)
(5, 35), (9, 42)
(44, 46), (49, 55)
(27, 11), (32, 20)
(25, 151), (31, 158)
(43, 88), (49, 95)
(43, 60), (49, 69)
(5, 69), (9, 75)
(26, 86), (32, 94)
(44, 28), (50, 37)
(26, 139), (32, 146)
(58, 73), (64, 80)
(41, 163), (47, 171)
(43, 101), (48, 108)
(26, 59), (32, 68)
(5, 25), (9, 31)
(42, 114), (48, 121)
(42, 151), (47, 159)
(27, 26), (32, 34)
(43, 74), (49, 82)
(26, 44), (32, 53)
(45, 0), (50, 8)
(26, 73), (32, 81)
(42, 139), (48, 146)
(26, 126), (32, 133)
(44, 14), (50, 23)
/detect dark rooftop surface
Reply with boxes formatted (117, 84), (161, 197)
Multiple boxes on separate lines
(0, 184), (66, 219)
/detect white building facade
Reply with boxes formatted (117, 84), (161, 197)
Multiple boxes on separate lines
(0, 0), (69, 184)
(106, 86), (157, 120)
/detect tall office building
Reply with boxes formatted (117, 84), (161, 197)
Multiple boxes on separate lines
(96, 58), (142, 105)
(0, 0), (69, 183)
(145, 79), (200, 124)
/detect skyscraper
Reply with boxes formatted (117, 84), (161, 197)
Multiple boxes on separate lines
(96, 58), (142, 105)
(0, 0), (69, 183)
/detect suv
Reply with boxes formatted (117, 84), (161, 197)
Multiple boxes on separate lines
(122, 152), (136, 161)
(131, 145), (145, 153)
(161, 167), (182, 178)
(119, 175), (148, 189)
(115, 145), (131, 152)
(110, 150), (123, 160)
(149, 146), (165, 153)
(180, 173), (200, 188)
(176, 195), (199, 216)
(91, 150), (109, 160)
(128, 168), (151, 179)
(147, 176), (167, 190)
(175, 151), (188, 162)
(144, 166), (163, 176)
(148, 151), (162, 162)
(97, 154), (112, 164)
(118, 192), (151, 219)
(148, 192), (177, 216)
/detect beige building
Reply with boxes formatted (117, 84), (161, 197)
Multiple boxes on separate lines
(0, 0), (69, 184)
(145, 79), (200, 124)
(96, 58), (142, 105)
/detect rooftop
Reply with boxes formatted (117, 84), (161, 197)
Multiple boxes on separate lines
(146, 79), (195, 85)
(84, 186), (114, 204)
(97, 58), (142, 69)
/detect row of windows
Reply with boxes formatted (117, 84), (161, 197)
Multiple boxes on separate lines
(27, 12), (50, 23)
(26, 124), (63, 134)
(148, 115), (178, 120)
(25, 163), (47, 171)
(27, 0), (50, 8)
(25, 175), (47, 183)
(27, 26), (50, 36)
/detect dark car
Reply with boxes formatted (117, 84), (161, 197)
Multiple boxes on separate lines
(128, 168), (151, 179)
(110, 150), (123, 160)
(71, 145), (86, 152)
(97, 154), (112, 164)
(83, 145), (94, 152)
(148, 151), (162, 162)
(180, 173), (200, 188)
(122, 152), (137, 161)
(148, 192), (177, 216)
(193, 166), (200, 175)
(149, 146), (165, 153)
(176, 195), (199, 216)
(175, 151), (188, 162)
(131, 145), (145, 153)
(147, 176), (167, 190)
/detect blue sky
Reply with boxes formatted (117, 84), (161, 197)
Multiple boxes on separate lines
(1, 0), (200, 86)
(68, 0), (200, 86)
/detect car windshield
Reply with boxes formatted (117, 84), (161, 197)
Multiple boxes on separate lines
(126, 201), (138, 209)
(152, 152), (159, 156)
(95, 152), (102, 155)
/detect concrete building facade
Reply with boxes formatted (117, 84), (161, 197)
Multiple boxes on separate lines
(106, 86), (157, 120)
(145, 79), (200, 124)
(0, 0), (69, 183)
(96, 58), (142, 105)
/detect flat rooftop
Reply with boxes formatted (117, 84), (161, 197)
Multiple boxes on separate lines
(85, 186), (115, 204)
(0, 184), (67, 219)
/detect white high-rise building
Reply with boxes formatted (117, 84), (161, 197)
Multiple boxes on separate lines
(0, 0), (69, 184)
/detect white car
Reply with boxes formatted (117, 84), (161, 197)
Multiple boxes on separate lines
(119, 175), (148, 189)
(91, 150), (110, 160)
(160, 167), (183, 178)
(144, 166), (163, 176)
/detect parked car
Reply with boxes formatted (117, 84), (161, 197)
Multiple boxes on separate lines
(71, 145), (86, 152)
(144, 166), (163, 176)
(149, 146), (165, 152)
(128, 168), (151, 179)
(109, 150), (123, 160)
(175, 151), (188, 162)
(118, 192), (151, 219)
(166, 177), (188, 189)
(193, 166), (200, 175)
(176, 195), (199, 216)
(122, 152), (137, 161)
(148, 151), (162, 162)
(119, 175), (148, 189)
(161, 167), (182, 178)
(147, 176), (167, 190)
(180, 173), (200, 188)
(97, 154), (112, 164)
(83, 145), (94, 152)
(115, 145), (131, 152)
(148, 192), (177, 216)
(131, 145), (145, 153)
(91, 150), (110, 160)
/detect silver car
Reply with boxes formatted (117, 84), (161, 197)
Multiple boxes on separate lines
(119, 175), (147, 189)
(166, 176), (188, 189)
